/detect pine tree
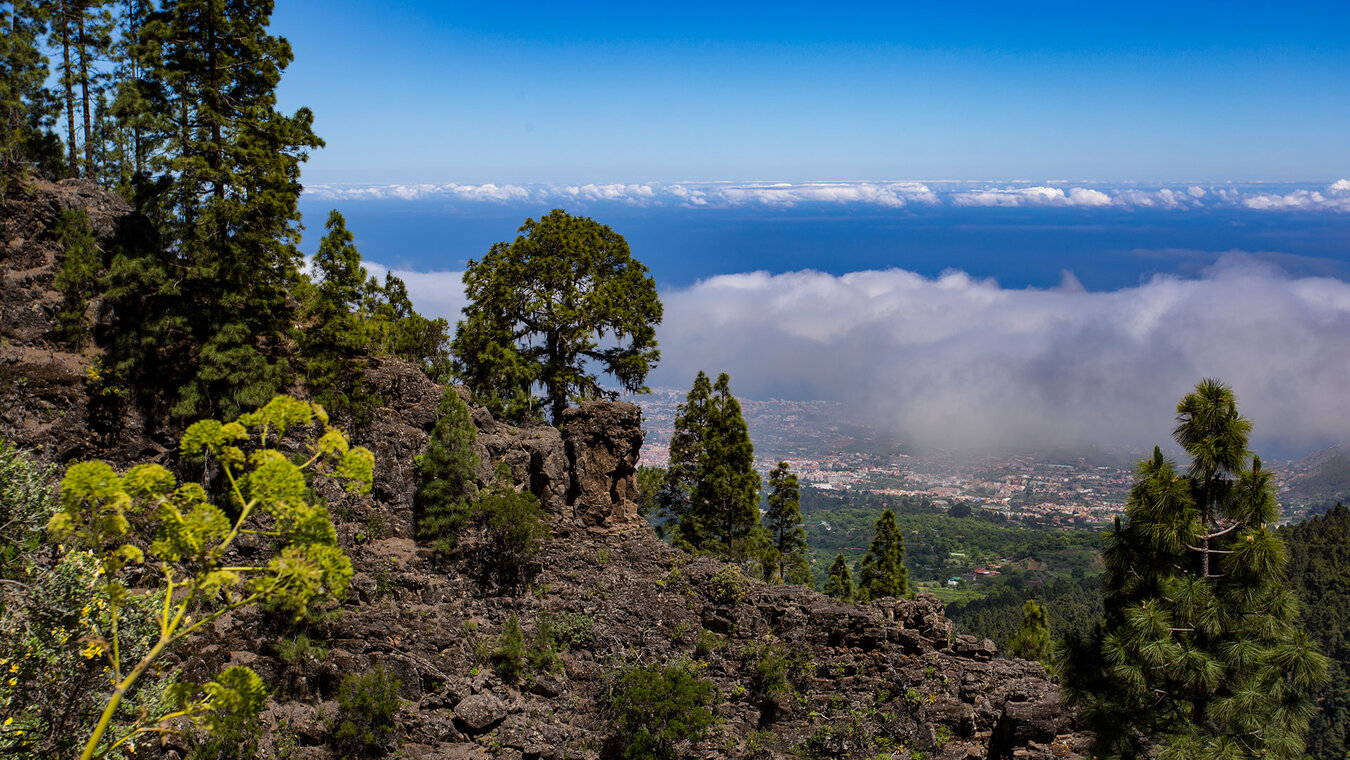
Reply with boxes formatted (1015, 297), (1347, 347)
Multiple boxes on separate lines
(858, 508), (909, 601)
(1057, 379), (1328, 760)
(658, 372), (760, 558)
(364, 271), (452, 380)
(824, 553), (854, 601)
(2, 0), (64, 189)
(52, 208), (99, 346)
(1008, 600), (1051, 662)
(450, 209), (662, 424)
(699, 373), (761, 556)
(659, 370), (713, 549)
(148, 0), (323, 419)
(300, 210), (372, 415)
(415, 387), (480, 552)
(765, 461), (809, 585)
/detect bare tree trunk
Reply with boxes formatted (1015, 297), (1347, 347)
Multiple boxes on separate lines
(61, 3), (78, 177)
(79, 7), (94, 179)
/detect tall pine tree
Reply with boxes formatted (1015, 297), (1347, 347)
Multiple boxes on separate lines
(858, 508), (909, 601)
(131, 0), (322, 418)
(765, 461), (810, 585)
(2, 0), (64, 189)
(659, 372), (761, 558)
(1058, 379), (1327, 760)
(300, 210), (372, 415)
(415, 387), (480, 552)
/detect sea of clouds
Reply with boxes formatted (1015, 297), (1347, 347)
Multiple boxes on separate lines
(369, 252), (1350, 456)
(306, 179), (1350, 213)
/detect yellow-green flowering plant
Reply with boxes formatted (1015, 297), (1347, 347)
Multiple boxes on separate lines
(47, 396), (373, 760)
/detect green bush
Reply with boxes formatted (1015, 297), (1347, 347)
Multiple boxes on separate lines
(333, 666), (401, 757)
(527, 612), (560, 674)
(609, 660), (719, 760)
(414, 387), (479, 551)
(553, 612), (595, 649)
(477, 463), (548, 576)
(493, 614), (526, 683)
(0, 440), (54, 582)
(710, 565), (749, 605)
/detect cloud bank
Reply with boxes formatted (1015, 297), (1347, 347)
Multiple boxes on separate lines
(305, 179), (1350, 213)
(378, 255), (1350, 455)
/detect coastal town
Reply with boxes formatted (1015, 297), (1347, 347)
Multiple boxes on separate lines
(634, 389), (1313, 527)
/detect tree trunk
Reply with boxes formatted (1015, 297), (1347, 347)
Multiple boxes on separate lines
(61, 3), (77, 177)
(79, 9), (93, 178)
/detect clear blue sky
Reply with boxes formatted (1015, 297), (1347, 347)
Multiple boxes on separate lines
(272, 0), (1350, 185)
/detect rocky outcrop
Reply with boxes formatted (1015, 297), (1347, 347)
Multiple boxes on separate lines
(0, 178), (163, 464)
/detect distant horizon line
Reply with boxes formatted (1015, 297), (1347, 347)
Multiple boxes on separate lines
(299, 178), (1350, 212)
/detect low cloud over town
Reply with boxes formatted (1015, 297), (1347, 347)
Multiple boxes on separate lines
(385, 253), (1350, 457)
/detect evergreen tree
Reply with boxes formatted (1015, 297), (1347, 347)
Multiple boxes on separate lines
(450, 209), (662, 424)
(48, 0), (114, 178)
(1008, 600), (1051, 662)
(1282, 503), (1350, 760)
(659, 370), (713, 548)
(765, 461), (809, 584)
(858, 508), (909, 601)
(414, 387), (480, 552)
(52, 207), (99, 346)
(1058, 379), (1328, 760)
(2, 0), (64, 189)
(700, 373), (761, 555)
(146, 0), (322, 419)
(658, 372), (760, 558)
(300, 210), (372, 415)
(364, 271), (452, 380)
(824, 553), (854, 601)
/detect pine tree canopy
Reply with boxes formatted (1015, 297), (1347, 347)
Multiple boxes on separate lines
(657, 372), (761, 558)
(415, 387), (480, 551)
(1057, 378), (1328, 760)
(766, 461), (810, 585)
(450, 209), (662, 425)
(1008, 600), (1051, 662)
(858, 508), (909, 601)
(824, 553), (854, 601)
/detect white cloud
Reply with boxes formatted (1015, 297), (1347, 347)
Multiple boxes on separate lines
(302, 181), (1350, 215)
(950, 186), (1113, 207)
(652, 258), (1350, 453)
(1242, 189), (1350, 212)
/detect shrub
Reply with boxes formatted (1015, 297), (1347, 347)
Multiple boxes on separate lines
(41, 395), (369, 758)
(477, 463), (548, 576)
(553, 612), (595, 649)
(414, 387), (479, 551)
(710, 565), (749, 605)
(527, 612), (560, 674)
(493, 614), (526, 683)
(333, 666), (402, 757)
(0, 440), (54, 581)
(609, 660), (720, 760)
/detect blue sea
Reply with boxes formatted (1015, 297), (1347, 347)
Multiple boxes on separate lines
(296, 194), (1350, 291)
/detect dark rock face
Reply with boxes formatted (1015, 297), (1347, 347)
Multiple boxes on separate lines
(0, 178), (162, 465)
(0, 181), (1090, 760)
(562, 399), (643, 529)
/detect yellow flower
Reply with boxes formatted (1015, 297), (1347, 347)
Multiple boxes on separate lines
(6, 678), (15, 687)
(3, 717), (11, 727)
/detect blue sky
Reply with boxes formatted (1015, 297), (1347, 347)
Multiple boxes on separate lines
(276, 2), (1350, 455)
(274, 1), (1350, 184)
